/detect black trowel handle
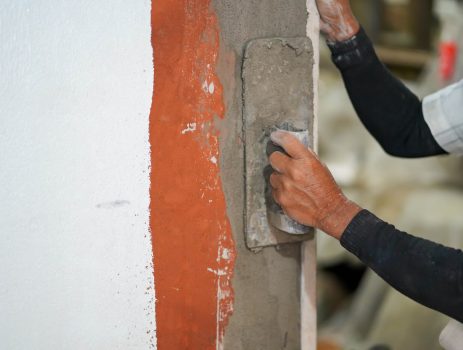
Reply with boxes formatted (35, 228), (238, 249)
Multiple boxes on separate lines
(266, 140), (287, 159)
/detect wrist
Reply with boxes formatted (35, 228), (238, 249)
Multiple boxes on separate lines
(327, 26), (376, 71)
(326, 16), (360, 42)
(318, 197), (362, 240)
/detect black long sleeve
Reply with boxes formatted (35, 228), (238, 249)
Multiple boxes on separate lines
(341, 210), (463, 322)
(328, 28), (446, 158)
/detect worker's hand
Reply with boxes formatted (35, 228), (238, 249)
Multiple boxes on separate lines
(269, 131), (362, 240)
(316, 0), (360, 42)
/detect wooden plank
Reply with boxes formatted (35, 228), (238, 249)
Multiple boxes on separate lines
(302, 1), (319, 349)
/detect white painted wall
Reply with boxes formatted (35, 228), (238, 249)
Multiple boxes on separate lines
(0, 1), (155, 349)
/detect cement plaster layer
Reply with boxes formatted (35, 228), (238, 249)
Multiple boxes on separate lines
(242, 37), (315, 249)
(212, 0), (311, 348)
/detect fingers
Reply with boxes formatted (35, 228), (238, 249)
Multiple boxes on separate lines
(270, 131), (308, 159)
(269, 151), (292, 174)
(269, 173), (285, 205)
(269, 172), (282, 189)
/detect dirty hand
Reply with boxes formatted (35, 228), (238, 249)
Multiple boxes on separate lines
(316, 0), (360, 42)
(269, 131), (362, 240)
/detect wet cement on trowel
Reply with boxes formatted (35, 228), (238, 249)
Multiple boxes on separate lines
(212, 0), (314, 349)
(243, 37), (315, 249)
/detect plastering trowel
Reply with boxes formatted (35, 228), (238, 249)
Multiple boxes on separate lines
(242, 37), (315, 250)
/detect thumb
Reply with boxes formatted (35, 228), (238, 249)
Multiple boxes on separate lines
(270, 130), (309, 159)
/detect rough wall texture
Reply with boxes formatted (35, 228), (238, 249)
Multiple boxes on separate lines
(242, 37), (315, 249)
(213, 1), (310, 349)
(151, 0), (312, 349)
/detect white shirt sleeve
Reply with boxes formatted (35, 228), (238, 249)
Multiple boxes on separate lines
(440, 320), (463, 350)
(423, 79), (463, 155)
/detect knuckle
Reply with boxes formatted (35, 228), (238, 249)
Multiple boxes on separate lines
(281, 177), (292, 191)
(288, 136), (298, 147)
(289, 167), (303, 181)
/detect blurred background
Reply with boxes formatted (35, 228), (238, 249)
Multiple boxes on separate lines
(317, 0), (463, 349)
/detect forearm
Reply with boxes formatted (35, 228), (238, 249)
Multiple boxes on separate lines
(341, 210), (463, 322)
(328, 28), (446, 158)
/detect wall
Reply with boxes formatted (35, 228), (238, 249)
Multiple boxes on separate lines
(214, 1), (314, 349)
(0, 1), (155, 349)
(0, 0), (317, 349)
(151, 0), (316, 349)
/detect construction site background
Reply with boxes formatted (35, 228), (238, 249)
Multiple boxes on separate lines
(317, 1), (463, 349)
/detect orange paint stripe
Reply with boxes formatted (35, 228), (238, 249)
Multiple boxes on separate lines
(150, 1), (236, 349)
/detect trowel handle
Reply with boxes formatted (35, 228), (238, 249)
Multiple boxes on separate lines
(264, 128), (311, 235)
(266, 140), (287, 158)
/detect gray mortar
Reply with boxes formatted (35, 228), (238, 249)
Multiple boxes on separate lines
(212, 0), (311, 349)
(242, 37), (315, 249)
